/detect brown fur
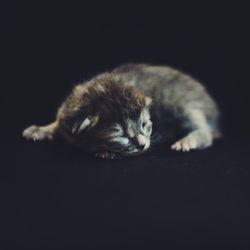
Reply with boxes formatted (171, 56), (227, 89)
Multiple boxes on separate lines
(57, 73), (147, 124)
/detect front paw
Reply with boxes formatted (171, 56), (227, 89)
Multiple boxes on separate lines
(22, 125), (53, 141)
(171, 136), (198, 152)
(95, 151), (120, 160)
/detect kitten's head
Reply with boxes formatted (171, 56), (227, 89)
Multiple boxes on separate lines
(58, 74), (153, 156)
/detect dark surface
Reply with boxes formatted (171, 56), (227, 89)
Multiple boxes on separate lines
(3, 138), (250, 249)
(2, 2), (250, 249)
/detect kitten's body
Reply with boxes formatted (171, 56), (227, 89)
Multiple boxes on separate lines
(113, 64), (220, 141)
(23, 64), (221, 159)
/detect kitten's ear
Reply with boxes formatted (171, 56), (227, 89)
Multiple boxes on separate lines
(145, 97), (152, 108)
(72, 114), (99, 134)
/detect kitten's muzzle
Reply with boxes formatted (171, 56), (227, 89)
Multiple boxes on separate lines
(134, 134), (147, 150)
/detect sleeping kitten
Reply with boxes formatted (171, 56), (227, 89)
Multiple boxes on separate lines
(22, 63), (221, 159)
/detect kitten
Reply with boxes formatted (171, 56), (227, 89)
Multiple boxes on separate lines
(23, 63), (221, 159)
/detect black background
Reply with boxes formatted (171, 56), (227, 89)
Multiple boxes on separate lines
(2, 2), (250, 249)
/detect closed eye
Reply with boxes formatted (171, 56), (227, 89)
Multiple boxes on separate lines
(141, 120), (152, 134)
(141, 122), (147, 128)
(110, 127), (122, 133)
(108, 124), (124, 137)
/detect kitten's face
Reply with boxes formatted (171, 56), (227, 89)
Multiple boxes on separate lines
(97, 108), (152, 156)
(69, 106), (152, 156)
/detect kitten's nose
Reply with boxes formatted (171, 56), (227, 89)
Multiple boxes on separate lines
(136, 134), (147, 150)
(137, 143), (146, 150)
